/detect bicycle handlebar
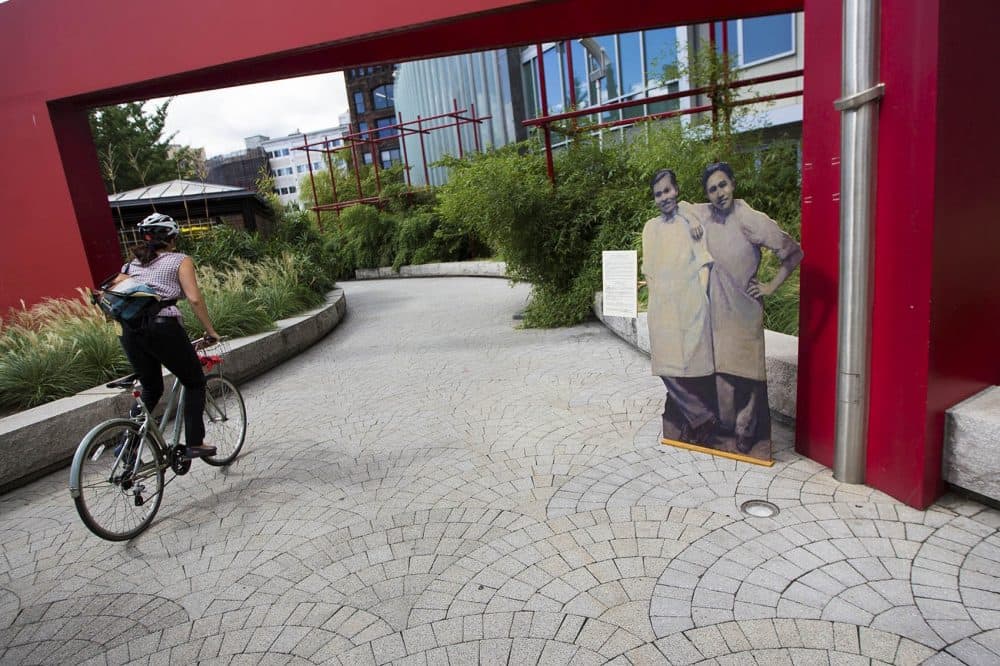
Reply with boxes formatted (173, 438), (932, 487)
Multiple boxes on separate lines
(192, 335), (227, 350)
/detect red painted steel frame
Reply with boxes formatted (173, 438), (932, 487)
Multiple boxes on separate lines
(9, 0), (995, 510)
(796, 0), (1000, 508)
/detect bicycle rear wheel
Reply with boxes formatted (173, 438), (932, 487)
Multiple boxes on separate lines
(69, 420), (164, 541)
(202, 376), (246, 466)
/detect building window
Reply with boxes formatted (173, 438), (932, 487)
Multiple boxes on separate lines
(644, 27), (678, 87)
(373, 84), (394, 110)
(312, 161), (323, 170)
(722, 14), (795, 67)
(619, 32), (643, 98)
(376, 117), (394, 139)
(585, 34), (619, 108)
(362, 152), (373, 165)
(353, 91), (366, 114)
(522, 59), (540, 117)
(288, 186), (296, 193)
(281, 148), (290, 156)
(543, 44), (563, 114)
(296, 164), (306, 173)
(380, 148), (401, 168)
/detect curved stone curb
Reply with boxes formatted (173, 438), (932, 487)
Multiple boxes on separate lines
(354, 260), (507, 280)
(592, 292), (799, 420)
(0, 289), (346, 494)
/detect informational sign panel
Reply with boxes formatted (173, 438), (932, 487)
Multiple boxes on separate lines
(601, 250), (638, 318)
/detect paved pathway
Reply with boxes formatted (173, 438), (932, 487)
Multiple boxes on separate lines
(1, 278), (999, 665)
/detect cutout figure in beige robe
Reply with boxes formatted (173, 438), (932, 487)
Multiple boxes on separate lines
(642, 169), (719, 444)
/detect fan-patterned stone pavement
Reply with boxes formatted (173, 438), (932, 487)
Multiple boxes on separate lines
(1, 278), (998, 665)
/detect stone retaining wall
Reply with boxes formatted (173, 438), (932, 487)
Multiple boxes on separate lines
(0, 290), (346, 493)
(355, 261), (507, 280)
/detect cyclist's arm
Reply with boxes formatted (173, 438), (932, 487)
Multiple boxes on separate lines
(178, 257), (220, 340)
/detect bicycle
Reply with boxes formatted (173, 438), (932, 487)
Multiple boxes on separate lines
(68, 337), (247, 541)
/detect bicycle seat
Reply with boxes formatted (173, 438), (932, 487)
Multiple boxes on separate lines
(106, 374), (139, 389)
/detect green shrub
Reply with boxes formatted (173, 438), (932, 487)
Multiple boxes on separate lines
(176, 264), (272, 339)
(248, 253), (327, 320)
(0, 294), (128, 409)
(758, 250), (800, 335)
(339, 204), (397, 269)
(178, 224), (266, 268)
(393, 211), (438, 270)
(436, 144), (563, 287)
(0, 330), (88, 409)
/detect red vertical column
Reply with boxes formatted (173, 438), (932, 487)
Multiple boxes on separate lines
(864, 0), (942, 507)
(796, 0), (844, 471)
(398, 112), (412, 188)
(799, 0), (966, 508)
(48, 101), (122, 286)
(925, 1), (1000, 505)
(303, 133), (322, 230)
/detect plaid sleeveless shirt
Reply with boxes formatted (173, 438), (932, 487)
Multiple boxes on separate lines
(122, 252), (186, 319)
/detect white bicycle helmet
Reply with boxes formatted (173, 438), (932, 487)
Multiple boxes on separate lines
(138, 212), (179, 241)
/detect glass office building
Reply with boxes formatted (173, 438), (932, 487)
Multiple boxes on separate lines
(520, 14), (802, 141)
(393, 50), (526, 187)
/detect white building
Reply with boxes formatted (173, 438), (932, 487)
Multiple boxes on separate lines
(246, 121), (350, 207)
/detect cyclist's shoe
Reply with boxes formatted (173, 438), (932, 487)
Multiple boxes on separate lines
(184, 444), (217, 458)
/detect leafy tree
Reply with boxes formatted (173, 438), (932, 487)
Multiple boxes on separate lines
(88, 100), (197, 193)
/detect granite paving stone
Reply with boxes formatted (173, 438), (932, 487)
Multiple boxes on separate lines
(0, 278), (998, 664)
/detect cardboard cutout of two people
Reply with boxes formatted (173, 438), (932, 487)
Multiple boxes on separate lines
(642, 163), (803, 463)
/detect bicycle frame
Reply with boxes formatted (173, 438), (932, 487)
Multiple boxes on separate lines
(70, 337), (245, 540)
(127, 351), (230, 469)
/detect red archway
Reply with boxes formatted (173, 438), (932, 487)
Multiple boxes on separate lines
(2, 0), (999, 509)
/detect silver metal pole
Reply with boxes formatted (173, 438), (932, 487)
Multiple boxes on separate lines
(833, 0), (884, 483)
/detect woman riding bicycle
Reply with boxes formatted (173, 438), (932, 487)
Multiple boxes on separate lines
(115, 213), (220, 458)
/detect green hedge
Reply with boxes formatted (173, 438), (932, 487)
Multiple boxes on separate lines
(435, 123), (801, 332)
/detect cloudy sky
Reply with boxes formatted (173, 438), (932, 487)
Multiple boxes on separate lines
(152, 72), (349, 158)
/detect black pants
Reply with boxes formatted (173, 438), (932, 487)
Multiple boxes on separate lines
(120, 317), (206, 447)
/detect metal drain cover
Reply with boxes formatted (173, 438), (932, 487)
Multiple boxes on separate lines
(740, 500), (780, 518)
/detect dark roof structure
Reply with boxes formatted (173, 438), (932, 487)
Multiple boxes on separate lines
(108, 179), (275, 232)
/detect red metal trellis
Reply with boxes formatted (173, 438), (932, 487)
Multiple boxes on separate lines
(295, 101), (491, 229)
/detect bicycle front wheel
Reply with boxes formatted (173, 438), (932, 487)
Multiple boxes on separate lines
(69, 420), (164, 541)
(202, 376), (246, 466)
